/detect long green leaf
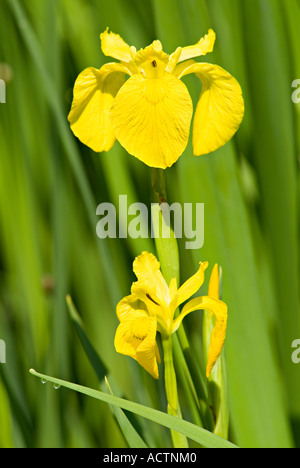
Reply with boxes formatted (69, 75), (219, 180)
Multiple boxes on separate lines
(8, 0), (121, 304)
(29, 369), (238, 449)
(150, 0), (294, 448)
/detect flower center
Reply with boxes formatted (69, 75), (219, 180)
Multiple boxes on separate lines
(139, 57), (167, 79)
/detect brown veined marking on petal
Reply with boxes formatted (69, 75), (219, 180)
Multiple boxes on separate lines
(146, 294), (159, 305)
(133, 334), (147, 341)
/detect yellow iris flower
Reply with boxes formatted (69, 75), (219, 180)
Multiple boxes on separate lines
(114, 251), (228, 379)
(68, 28), (244, 169)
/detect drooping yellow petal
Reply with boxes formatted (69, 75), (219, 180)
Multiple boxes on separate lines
(114, 316), (159, 378)
(116, 294), (148, 322)
(110, 73), (193, 168)
(177, 62), (244, 156)
(173, 296), (227, 377)
(68, 64), (127, 152)
(100, 28), (132, 62)
(136, 318), (160, 379)
(176, 261), (208, 307)
(178, 29), (216, 63)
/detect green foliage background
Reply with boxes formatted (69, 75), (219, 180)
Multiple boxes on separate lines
(0, 0), (299, 448)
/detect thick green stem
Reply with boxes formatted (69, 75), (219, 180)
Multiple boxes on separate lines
(151, 168), (180, 284)
(161, 334), (188, 448)
(162, 335), (178, 415)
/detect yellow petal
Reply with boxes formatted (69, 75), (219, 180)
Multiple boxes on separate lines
(115, 316), (153, 357)
(166, 48), (183, 74)
(130, 283), (160, 315)
(176, 261), (208, 307)
(136, 318), (160, 379)
(178, 29), (216, 63)
(205, 299), (227, 378)
(68, 64), (127, 152)
(130, 252), (176, 333)
(133, 251), (160, 278)
(168, 278), (178, 302)
(100, 28), (132, 62)
(131, 282), (172, 334)
(178, 62), (244, 156)
(133, 41), (169, 69)
(155, 342), (161, 364)
(132, 252), (169, 307)
(114, 316), (159, 379)
(110, 73), (193, 168)
(116, 294), (148, 322)
(208, 264), (219, 300)
(173, 296), (227, 377)
(173, 59), (196, 80)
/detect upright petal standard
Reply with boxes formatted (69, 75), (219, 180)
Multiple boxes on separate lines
(68, 29), (244, 168)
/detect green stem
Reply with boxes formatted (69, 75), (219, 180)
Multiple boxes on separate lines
(151, 168), (214, 431)
(151, 168), (180, 284)
(162, 335), (178, 415)
(161, 334), (188, 448)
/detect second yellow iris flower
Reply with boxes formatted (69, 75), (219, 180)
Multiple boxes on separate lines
(114, 251), (228, 379)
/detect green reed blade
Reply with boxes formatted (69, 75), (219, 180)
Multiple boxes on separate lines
(29, 369), (238, 448)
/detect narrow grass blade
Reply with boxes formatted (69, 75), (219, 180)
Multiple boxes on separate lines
(242, 0), (300, 434)
(0, 380), (14, 448)
(29, 369), (238, 449)
(8, 0), (121, 304)
(149, 0), (294, 447)
(66, 295), (148, 448)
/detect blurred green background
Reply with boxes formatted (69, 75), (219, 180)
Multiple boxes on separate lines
(0, 0), (299, 448)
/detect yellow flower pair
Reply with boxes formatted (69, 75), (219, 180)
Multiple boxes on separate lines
(68, 28), (244, 169)
(68, 28), (232, 384)
(114, 252), (227, 379)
